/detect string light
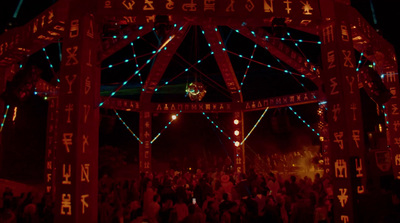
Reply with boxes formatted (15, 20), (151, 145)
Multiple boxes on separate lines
(151, 111), (182, 144)
(0, 105), (10, 132)
(226, 49), (304, 77)
(155, 53), (211, 92)
(288, 106), (320, 136)
(240, 44), (257, 87)
(202, 112), (234, 142)
(130, 42), (143, 85)
(99, 35), (177, 107)
(356, 51), (364, 72)
(113, 109), (142, 143)
(101, 51), (156, 70)
(241, 107), (269, 145)
(265, 34), (321, 44)
(42, 47), (60, 83)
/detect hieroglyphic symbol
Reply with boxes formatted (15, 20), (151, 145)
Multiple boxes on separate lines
(33, 19), (38, 33)
(143, 0), (154, 10)
(245, 0), (254, 12)
(236, 157), (242, 165)
(182, 0), (197, 11)
(337, 188), (348, 208)
(335, 159), (347, 178)
(85, 76), (91, 94)
(82, 135), (89, 153)
(355, 158), (363, 177)
(123, 16), (136, 23)
(86, 49), (92, 67)
(204, 0), (215, 11)
(350, 103), (357, 121)
(65, 46), (79, 66)
(392, 104), (399, 115)
(346, 76), (355, 94)
(330, 77), (339, 95)
(327, 50), (336, 69)
(166, 0), (174, 10)
(81, 194), (89, 214)
(352, 130), (360, 149)
(284, 0), (292, 14)
(48, 9), (54, 24)
(334, 132), (344, 150)
(394, 121), (400, 132)
(65, 74), (77, 94)
(61, 194), (72, 215)
(341, 25), (349, 41)
(62, 164), (72, 184)
(122, 0), (135, 10)
(395, 154), (400, 166)
(83, 105), (90, 123)
(390, 87), (397, 98)
(86, 18), (94, 38)
(395, 137), (400, 148)
(69, 20), (79, 38)
(341, 215), (349, 223)
(264, 0), (273, 12)
(332, 104), (341, 122)
(62, 133), (73, 153)
(322, 25), (334, 44)
(301, 1), (313, 15)
(386, 71), (396, 83)
(104, 0), (112, 8)
(357, 185), (364, 194)
(342, 50), (354, 68)
(65, 104), (73, 123)
(226, 0), (235, 12)
(81, 164), (90, 182)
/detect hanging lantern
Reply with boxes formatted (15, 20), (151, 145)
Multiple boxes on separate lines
(186, 82), (206, 101)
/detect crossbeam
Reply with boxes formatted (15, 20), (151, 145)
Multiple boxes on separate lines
(99, 91), (319, 112)
(0, 0), (68, 66)
(97, 0), (320, 28)
(99, 24), (153, 62)
(233, 25), (321, 86)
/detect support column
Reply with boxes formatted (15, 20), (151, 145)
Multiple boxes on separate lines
(318, 101), (331, 174)
(44, 97), (58, 201)
(381, 63), (400, 179)
(320, 1), (367, 222)
(139, 111), (152, 173)
(233, 111), (245, 173)
(54, 10), (100, 223)
(0, 67), (7, 173)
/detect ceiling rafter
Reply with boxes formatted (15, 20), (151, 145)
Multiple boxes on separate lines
(202, 25), (242, 103)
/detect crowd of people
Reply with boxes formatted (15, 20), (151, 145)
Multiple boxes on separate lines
(1, 167), (399, 223)
(0, 187), (53, 223)
(98, 169), (333, 223)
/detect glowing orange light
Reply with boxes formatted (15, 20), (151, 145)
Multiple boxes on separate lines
(234, 130), (240, 136)
(171, 114), (177, 120)
(13, 107), (18, 121)
(233, 119), (239, 125)
(234, 141), (240, 147)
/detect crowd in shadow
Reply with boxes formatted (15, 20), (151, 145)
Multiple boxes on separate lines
(1, 168), (400, 223)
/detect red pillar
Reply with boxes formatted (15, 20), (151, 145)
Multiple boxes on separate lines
(320, 1), (367, 222)
(139, 111), (152, 173)
(44, 97), (58, 201)
(381, 63), (400, 179)
(233, 111), (245, 173)
(54, 10), (100, 223)
(231, 111), (246, 173)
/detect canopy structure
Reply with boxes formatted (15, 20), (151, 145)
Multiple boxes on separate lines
(0, 0), (399, 222)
